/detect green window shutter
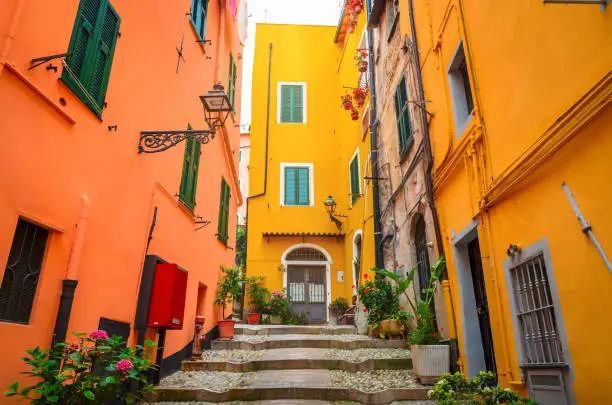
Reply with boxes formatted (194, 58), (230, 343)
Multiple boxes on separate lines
(395, 75), (413, 156)
(228, 53), (237, 109)
(191, 0), (208, 40)
(180, 125), (200, 210)
(280, 85), (292, 123)
(297, 168), (309, 205)
(217, 179), (231, 244)
(350, 157), (360, 205)
(63, 0), (120, 117)
(292, 85), (304, 123)
(284, 168), (296, 205)
(89, 2), (120, 107)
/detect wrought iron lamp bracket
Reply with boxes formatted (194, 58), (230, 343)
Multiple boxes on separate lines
(138, 129), (214, 154)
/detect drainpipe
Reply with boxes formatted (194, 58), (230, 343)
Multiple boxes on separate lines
(366, 0), (384, 269)
(242, 42), (273, 310)
(0, 0), (26, 77)
(214, 0), (226, 84)
(407, 0), (445, 258)
(52, 194), (90, 345)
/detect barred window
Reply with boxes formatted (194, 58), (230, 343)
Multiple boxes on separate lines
(510, 254), (564, 365)
(0, 219), (49, 324)
(286, 248), (326, 262)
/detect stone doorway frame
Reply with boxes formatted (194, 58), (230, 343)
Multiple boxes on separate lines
(281, 243), (332, 323)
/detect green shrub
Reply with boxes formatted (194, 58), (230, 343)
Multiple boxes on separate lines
(245, 276), (270, 313)
(358, 276), (400, 324)
(5, 331), (155, 404)
(329, 297), (350, 320)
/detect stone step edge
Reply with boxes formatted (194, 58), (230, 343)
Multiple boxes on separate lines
(235, 327), (357, 336)
(148, 386), (430, 404)
(211, 340), (407, 351)
(182, 357), (412, 372)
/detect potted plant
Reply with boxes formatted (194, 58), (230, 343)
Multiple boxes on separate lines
(268, 289), (290, 324)
(353, 87), (367, 108)
(350, 107), (359, 120)
(358, 275), (401, 337)
(329, 297), (350, 323)
(341, 94), (353, 110)
(5, 331), (155, 404)
(245, 276), (270, 325)
(355, 49), (368, 73)
(214, 265), (243, 339)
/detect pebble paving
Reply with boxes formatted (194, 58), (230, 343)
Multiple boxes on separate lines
(201, 350), (264, 363)
(232, 334), (374, 343)
(330, 369), (420, 392)
(325, 348), (412, 363)
(159, 371), (254, 392)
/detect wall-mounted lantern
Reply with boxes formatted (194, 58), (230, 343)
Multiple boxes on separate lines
(138, 83), (233, 154)
(324, 195), (347, 230)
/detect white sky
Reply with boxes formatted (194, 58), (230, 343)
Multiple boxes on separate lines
(240, 0), (344, 126)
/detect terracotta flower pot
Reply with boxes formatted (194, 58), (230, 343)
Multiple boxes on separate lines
(217, 319), (236, 339)
(411, 344), (450, 384)
(247, 312), (261, 325)
(358, 60), (368, 73)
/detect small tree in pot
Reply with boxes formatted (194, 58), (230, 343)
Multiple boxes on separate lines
(329, 297), (350, 323)
(214, 265), (243, 339)
(245, 276), (270, 325)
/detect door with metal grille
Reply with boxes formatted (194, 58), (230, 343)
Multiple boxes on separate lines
(467, 238), (498, 378)
(287, 265), (326, 323)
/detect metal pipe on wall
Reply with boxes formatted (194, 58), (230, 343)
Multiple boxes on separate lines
(0, 0), (26, 77)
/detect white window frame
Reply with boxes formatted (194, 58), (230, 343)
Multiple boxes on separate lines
(348, 147), (361, 207)
(447, 40), (474, 139)
(277, 82), (307, 124)
(280, 162), (314, 207)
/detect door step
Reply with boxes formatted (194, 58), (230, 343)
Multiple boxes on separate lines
(235, 324), (357, 336)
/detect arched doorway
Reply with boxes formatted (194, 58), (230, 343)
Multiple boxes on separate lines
(282, 244), (331, 324)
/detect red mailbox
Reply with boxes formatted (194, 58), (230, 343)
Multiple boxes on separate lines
(147, 263), (188, 329)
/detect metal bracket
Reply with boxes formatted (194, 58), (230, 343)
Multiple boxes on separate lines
(138, 130), (214, 153)
(29, 52), (71, 71)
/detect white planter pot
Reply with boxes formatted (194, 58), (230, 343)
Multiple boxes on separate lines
(411, 344), (450, 385)
(270, 315), (282, 325)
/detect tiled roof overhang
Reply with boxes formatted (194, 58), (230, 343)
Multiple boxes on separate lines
(262, 232), (345, 237)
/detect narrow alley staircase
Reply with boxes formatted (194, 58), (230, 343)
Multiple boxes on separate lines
(149, 325), (435, 405)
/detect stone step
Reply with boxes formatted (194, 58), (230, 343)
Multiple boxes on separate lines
(184, 348), (412, 372)
(151, 369), (430, 404)
(235, 325), (357, 336)
(212, 334), (406, 351)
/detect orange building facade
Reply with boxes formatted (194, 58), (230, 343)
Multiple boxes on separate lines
(0, 0), (244, 392)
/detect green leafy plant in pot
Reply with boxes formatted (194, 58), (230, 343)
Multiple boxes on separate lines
(214, 265), (243, 338)
(373, 256), (448, 383)
(5, 331), (156, 404)
(245, 275), (270, 325)
(329, 297), (350, 323)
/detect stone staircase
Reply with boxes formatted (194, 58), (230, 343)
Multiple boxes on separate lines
(149, 324), (435, 405)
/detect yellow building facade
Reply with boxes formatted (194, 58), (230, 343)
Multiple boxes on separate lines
(394, 0), (612, 403)
(246, 7), (377, 323)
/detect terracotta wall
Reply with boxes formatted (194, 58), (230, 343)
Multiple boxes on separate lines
(0, 0), (243, 394)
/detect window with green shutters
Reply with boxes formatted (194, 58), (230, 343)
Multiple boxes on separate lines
(190, 0), (209, 41)
(217, 178), (231, 244)
(228, 53), (237, 109)
(62, 0), (120, 118)
(284, 167), (310, 206)
(279, 84), (305, 123)
(349, 154), (361, 205)
(394, 74), (413, 158)
(179, 128), (201, 211)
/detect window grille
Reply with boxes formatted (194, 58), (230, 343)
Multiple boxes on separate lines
(0, 219), (49, 324)
(510, 254), (564, 366)
(286, 248), (326, 261)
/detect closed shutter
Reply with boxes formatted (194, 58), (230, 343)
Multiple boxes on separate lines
(297, 168), (309, 205)
(90, 2), (120, 106)
(191, 0), (208, 40)
(180, 126), (200, 210)
(228, 53), (237, 108)
(284, 167), (297, 205)
(217, 179), (231, 244)
(292, 85), (304, 123)
(67, 0), (101, 81)
(395, 75), (413, 156)
(350, 157), (360, 205)
(280, 86), (292, 123)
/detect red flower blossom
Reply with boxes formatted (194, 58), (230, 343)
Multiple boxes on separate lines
(433, 332), (438, 337)
(400, 306), (404, 310)
(363, 307), (367, 312)
(352, 285), (355, 289)
(440, 327), (444, 332)
(364, 274), (368, 279)
(364, 289), (369, 294)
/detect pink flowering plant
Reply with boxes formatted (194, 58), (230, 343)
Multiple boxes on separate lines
(5, 331), (156, 404)
(266, 289), (291, 321)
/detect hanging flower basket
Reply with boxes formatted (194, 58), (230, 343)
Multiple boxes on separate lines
(358, 60), (368, 72)
(341, 94), (353, 110)
(347, 22), (356, 34)
(348, 0), (364, 17)
(350, 107), (359, 121)
(353, 88), (367, 107)
(355, 49), (368, 73)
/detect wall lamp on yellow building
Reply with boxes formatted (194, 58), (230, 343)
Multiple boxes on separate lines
(324, 195), (348, 230)
(138, 83), (233, 154)
(506, 244), (522, 257)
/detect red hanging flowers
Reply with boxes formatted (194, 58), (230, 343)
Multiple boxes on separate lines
(363, 307), (367, 312)
(341, 94), (353, 110)
(353, 87), (367, 108)
(350, 107), (359, 120)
